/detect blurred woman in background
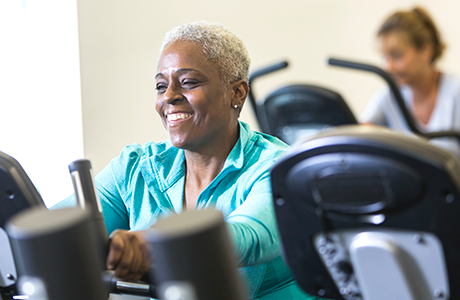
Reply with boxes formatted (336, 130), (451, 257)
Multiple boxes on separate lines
(360, 6), (460, 157)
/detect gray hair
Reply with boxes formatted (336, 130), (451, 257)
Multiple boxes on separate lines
(159, 21), (251, 85)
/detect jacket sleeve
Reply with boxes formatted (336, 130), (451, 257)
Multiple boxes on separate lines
(225, 171), (281, 267)
(94, 144), (144, 235)
(95, 166), (130, 235)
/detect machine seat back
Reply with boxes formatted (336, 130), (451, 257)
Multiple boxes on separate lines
(259, 84), (357, 144)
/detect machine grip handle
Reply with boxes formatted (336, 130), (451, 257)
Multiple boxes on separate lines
(69, 159), (102, 213)
(68, 159), (110, 263)
(102, 270), (159, 298)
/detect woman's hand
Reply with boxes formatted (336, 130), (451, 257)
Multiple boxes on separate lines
(106, 229), (151, 281)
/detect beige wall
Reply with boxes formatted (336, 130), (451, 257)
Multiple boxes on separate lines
(77, 0), (460, 174)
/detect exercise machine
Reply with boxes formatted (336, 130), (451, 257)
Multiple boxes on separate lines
(271, 125), (460, 300)
(1, 152), (245, 300)
(248, 58), (460, 146)
(248, 61), (357, 144)
(0, 151), (46, 300)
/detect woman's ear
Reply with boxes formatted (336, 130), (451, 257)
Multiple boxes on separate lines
(231, 80), (249, 108)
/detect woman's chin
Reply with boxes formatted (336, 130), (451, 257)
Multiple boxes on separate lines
(169, 134), (192, 150)
(393, 76), (408, 86)
(391, 73), (412, 86)
(169, 137), (185, 149)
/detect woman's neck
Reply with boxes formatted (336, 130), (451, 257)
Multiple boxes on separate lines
(183, 124), (239, 209)
(410, 68), (440, 103)
(185, 151), (229, 188)
(408, 67), (441, 125)
(185, 124), (239, 178)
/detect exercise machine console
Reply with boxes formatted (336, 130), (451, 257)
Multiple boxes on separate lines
(271, 126), (460, 300)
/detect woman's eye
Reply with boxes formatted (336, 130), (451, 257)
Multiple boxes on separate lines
(182, 80), (200, 87)
(390, 52), (403, 60)
(156, 84), (167, 93)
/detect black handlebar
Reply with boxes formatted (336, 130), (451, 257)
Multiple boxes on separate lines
(69, 160), (103, 215)
(69, 159), (110, 265)
(248, 61), (289, 119)
(69, 160), (160, 298)
(327, 58), (460, 143)
(249, 61), (289, 84)
(103, 270), (158, 298)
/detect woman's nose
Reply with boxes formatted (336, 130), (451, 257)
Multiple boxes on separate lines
(162, 84), (184, 104)
(383, 59), (395, 73)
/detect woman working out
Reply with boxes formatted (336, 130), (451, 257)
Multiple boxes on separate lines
(360, 7), (460, 157)
(57, 21), (322, 299)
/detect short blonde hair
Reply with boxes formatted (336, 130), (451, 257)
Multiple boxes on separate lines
(159, 21), (251, 85)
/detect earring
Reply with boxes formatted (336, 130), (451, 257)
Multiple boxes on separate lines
(233, 105), (238, 109)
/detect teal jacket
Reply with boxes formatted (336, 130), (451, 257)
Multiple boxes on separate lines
(57, 121), (320, 300)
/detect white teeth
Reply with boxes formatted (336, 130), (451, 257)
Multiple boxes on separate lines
(167, 113), (192, 121)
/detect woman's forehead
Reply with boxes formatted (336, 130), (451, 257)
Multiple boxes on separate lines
(377, 32), (415, 51)
(157, 41), (218, 77)
(378, 32), (413, 50)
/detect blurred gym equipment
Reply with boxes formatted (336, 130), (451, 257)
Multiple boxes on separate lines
(248, 58), (460, 146)
(1, 152), (245, 300)
(271, 125), (460, 300)
(248, 61), (357, 144)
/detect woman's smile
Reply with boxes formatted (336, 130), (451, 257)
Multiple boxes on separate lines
(166, 112), (193, 127)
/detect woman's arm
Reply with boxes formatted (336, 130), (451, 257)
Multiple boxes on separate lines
(359, 88), (390, 126)
(95, 144), (151, 280)
(225, 172), (281, 267)
(95, 166), (130, 234)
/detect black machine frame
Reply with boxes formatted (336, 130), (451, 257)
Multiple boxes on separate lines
(248, 58), (460, 145)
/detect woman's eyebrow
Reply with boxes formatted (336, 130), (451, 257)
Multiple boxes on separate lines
(155, 68), (201, 79)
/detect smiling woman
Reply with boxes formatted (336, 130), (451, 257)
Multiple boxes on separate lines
(155, 40), (243, 156)
(54, 21), (323, 299)
(155, 39), (248, 210)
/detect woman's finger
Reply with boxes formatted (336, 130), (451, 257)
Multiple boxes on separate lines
(114, 234), (134, 279)
(106, 231), (125, 270)
(129, 242), (144, 281)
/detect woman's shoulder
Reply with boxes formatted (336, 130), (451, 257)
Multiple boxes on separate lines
(440, 73), (460, 95)
(240, 122), (289, 153)
(120, 140), (173, 157)
(110, 140), (176, 168)
(98, 140), (179, 190)
(367, 85), (394, 108)
(253, 132), (289, 152)
(370, 84), (412, 102)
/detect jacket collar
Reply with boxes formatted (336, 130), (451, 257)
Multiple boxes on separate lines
(140, 121), (254, 193)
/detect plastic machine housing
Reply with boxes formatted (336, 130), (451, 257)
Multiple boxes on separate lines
(0, 151), (46, 300)
(270, 126), (460, 300)
(248, 61), (357, 145)
(258, 84), (357, 145)
(0, 151), (45, 229)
